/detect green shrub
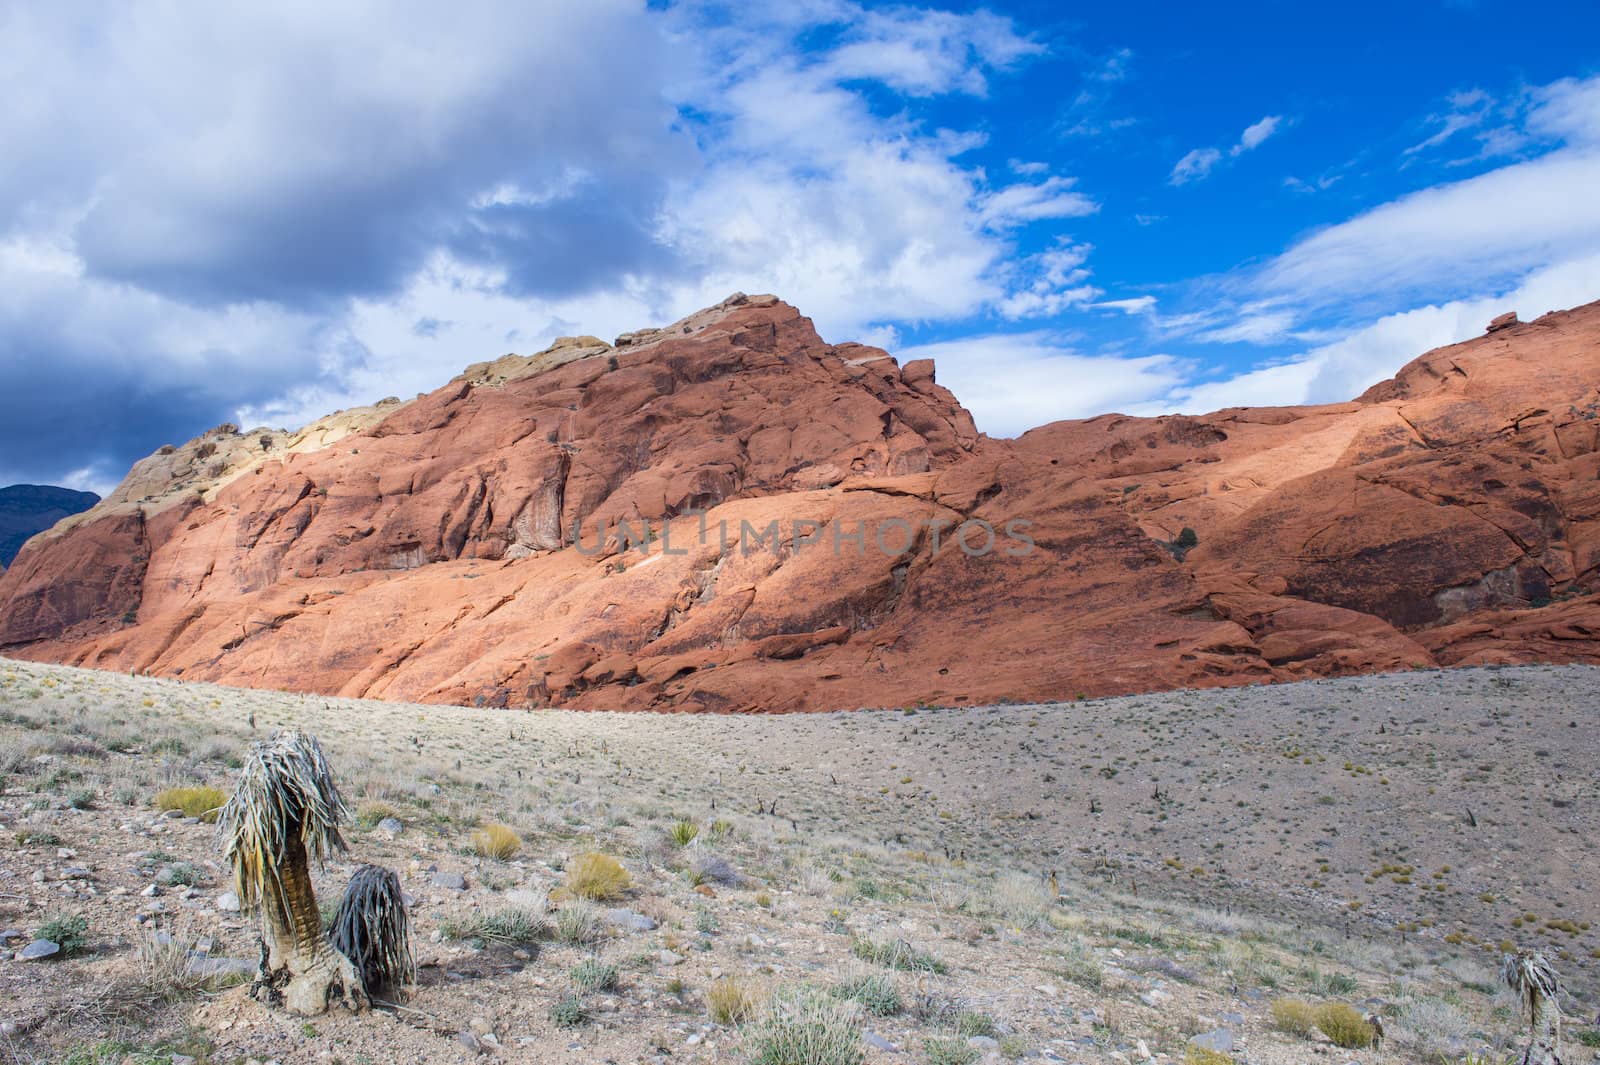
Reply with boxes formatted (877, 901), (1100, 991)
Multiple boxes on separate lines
(554, 900), (603, 944)
(669, 819), (700, 847)
(923, 1037), (979, 1065)
(571, 959), (619, 992)
(548, 993), (588, 1028)
(850, 935), (946, 973)
(36, 914), (89, 958)
(746, 986), (864, 1065)
(832, 971), (900, 1016)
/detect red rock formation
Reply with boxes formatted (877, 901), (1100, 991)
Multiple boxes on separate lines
(1, 294), (1596, 711)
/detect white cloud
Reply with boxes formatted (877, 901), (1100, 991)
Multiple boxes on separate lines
(0, 0), (1107, 484)
(894, 333), (1187, 436)
(1233, 114), (1283, 155)
(1172, 114), (1285, 184)
(1169, 147), (1223, 185)
(1154, 252), (1600, 415)
(1094, 296), (1157, 315)
(996, 242), (1100, 319)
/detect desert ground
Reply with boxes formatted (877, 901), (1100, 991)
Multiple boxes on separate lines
(2, 658), (1597, 1064)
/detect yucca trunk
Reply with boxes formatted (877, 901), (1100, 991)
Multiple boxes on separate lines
(1520, 993), (1562, 1065)
(261, 837), (364, 1014)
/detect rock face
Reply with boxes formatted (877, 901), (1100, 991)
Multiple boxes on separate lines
(1, 293), (1597, 711)
(0, 484), (100, 566)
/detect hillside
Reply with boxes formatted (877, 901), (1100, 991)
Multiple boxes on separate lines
(0, 294), (1596, 711)
(0, 484), (99, 568)
(2, 659), (1595, 1062)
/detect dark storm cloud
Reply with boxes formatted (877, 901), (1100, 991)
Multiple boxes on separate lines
(0, 1), (690, 487)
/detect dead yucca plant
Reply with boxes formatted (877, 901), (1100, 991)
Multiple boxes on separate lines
(328, 864), (414, 998)
(1503, 950), (1564, 1065)
(218, 730), (365, 1015)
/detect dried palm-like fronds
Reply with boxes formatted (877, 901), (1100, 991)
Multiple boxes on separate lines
(329, 864), (414, 996)
(218, 729), (348, 914)
(1503, 950), (1565, 1065)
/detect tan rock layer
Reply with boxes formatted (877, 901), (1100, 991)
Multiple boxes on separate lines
(2, 294), (1597, 711)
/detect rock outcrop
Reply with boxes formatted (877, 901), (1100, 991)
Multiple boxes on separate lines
(1, 293), (1596, 711)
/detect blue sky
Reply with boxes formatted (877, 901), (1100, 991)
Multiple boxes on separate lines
(2, 1), (1599, 493)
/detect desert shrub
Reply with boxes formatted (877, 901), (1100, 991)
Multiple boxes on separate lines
(554, 900), (604, 944)
(16, 829), (62, 846)
(566, 853), (630, 900)
(571, 958), (620, 992)
(850, 935), (946, 973)
(135, 924), (245, 1001)
(1315, 1002), (1375, 1048)
(1054, 936), (1103, 989)
(36, 914), (89, 957)
(1185, 1047), (1231, 1065)
(746, 986), (863, 1065)
(991, 871), (1052, 927)
(669, 819), (700, 847)
(923, 1037), (978, 1065)
(709, 975), (756, 1025)
(152, 786), (226, 822)
(548, 993), (588, 1028)
(955, 1011), (996, 1037)
(1269, 997), (1316, 1035)
(355, 800), (401, 827)
(690, 853), (740, 886)
(480, 902), (547, 944)
(471, 823), (521, 860)
(66, 788), (96, 810)
(832, 970), (901, 1016)
(158, 862), (201, 887)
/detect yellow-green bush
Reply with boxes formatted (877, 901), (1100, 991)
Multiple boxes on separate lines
(355, 799), (401, 827)
(1314, 1002), (1375, 1049)
(472, 822), (521, 860)
(152, 786), (226, 823)
(1185, 1047), (1232, 1065)
(1269, 997), (1316, 1036)
(708, 975), (755, 1025)
(565, 853), (630, 900)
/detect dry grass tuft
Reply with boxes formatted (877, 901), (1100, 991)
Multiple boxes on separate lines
(152, 785), (227, 822)
(471, 822), (522, 860)
(1269, 996), (1316, 1036)
(1314, 1002), (1376, 1048)
(565, 852), (630, 900)
(708, 975), (757, 1025)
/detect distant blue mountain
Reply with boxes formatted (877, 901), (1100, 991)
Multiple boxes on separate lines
(0, 484), (100, 566)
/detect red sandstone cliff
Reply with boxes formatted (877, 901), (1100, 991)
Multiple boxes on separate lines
(1, 293), (1596, 711)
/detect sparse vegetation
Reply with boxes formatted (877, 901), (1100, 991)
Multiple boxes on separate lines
(152, 785), (226, 822)
(1314, 1002), (1376, 1049)
(1269, 996), (1316, 1035)
(850, 935), (946, 973)
(471, 822), (521, 860)
(565, 852), (630, 900)
(746, 986), (864, 1065)
(36, 914), (89, 958)
(708, 975), (756, 1025)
